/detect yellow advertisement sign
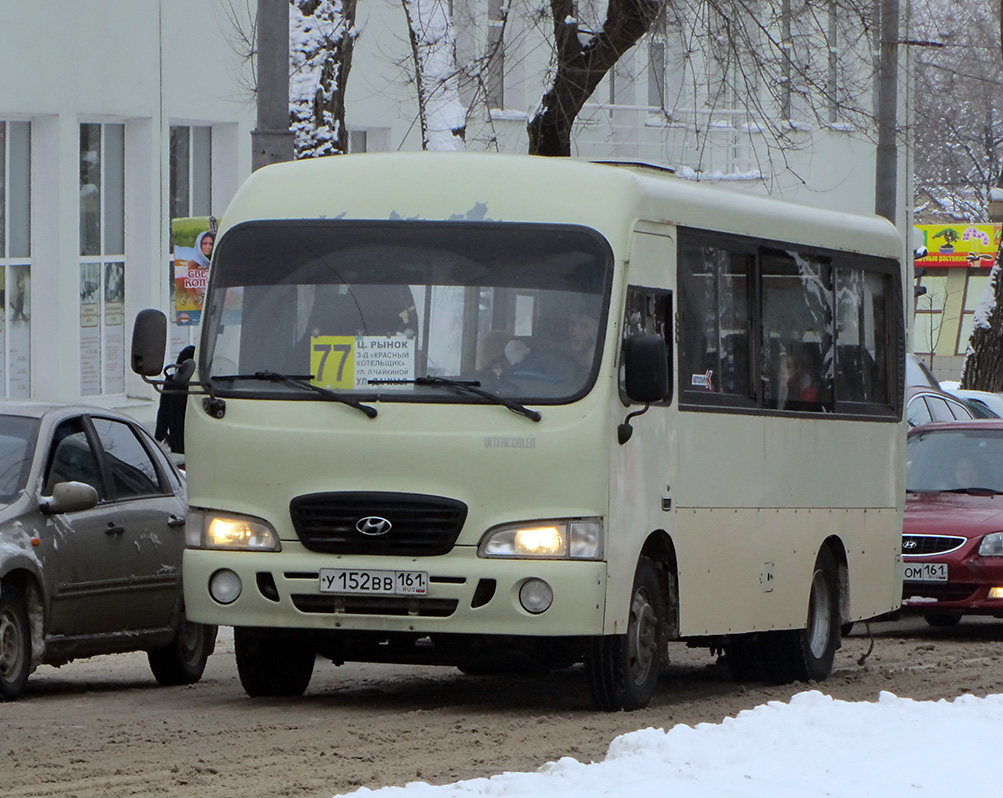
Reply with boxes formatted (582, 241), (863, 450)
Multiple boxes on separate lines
(915, 223), (1002, 268)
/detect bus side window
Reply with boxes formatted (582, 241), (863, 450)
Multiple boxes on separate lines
(678, 243), (753, 401)
(621, 287), (673, 404)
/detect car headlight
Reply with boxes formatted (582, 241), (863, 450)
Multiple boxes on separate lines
(978, 532), (1003, 557)
(187, 508), (281, 551)
(478, 518), (603, 560)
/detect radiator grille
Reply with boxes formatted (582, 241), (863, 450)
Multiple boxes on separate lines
(901, 534), (966, 557)
(289, 492), (467, 555)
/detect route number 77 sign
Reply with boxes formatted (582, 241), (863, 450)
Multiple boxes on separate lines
(310, 335), (416, 390)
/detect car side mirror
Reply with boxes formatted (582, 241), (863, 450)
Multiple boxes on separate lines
(40, 481), (99, 515)
(131, 308), (168, 378)
(623, 334), (670, 403)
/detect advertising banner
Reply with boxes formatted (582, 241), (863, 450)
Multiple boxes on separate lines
(915, 223), (1002, 268)
(171, 216), (216, 326)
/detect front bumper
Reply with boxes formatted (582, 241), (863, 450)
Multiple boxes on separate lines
(182, 545), (608, 637)
(901, 556), (1003, 616)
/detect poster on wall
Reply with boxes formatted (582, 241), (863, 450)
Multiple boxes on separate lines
(79, 263), (102, 396)
(915, 223), (1003, 268)
(171, 216), (217, 326)
(8, 264), (30, 398)
(103, 262), (125, 394)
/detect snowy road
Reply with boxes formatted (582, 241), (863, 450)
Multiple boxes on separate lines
(3, 618), (1002, 798)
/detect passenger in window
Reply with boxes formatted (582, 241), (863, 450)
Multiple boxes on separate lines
(954, 454), (981, 488)
(784, 344), (819, 407)
(476, 331), (516, 378)
(568, 311), (599, 371)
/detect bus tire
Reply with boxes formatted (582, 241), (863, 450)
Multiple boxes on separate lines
(585, 557), (663, 711)
(148, 612), (217, 686)
(765, 547), (841, 684)
(234, 627), (315, 697)
(0, 585), (31, 701)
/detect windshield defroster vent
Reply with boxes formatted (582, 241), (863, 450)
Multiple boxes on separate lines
(289, 492), (468, 556)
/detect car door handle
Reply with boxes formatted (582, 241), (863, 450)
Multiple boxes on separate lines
(105, 522), (125, 535)
(167, 514), (186, 528)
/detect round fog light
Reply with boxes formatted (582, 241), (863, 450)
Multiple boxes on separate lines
(519, 578), (554, 614)
(210, 569), (242, 604)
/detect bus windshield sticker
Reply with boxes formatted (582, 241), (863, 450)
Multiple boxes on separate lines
(310, 334), (416, 390)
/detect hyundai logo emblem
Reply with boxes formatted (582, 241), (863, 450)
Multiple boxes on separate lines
(356, 516), (393, 536)
(903, 540), (917, 550)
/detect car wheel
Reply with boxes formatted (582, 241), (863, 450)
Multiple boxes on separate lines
(585, 557), (664, 711)
(0, 585), (31, 701)
(924, 612), (962, 627)
(234, 627), (315, 697)
(148, 612), (218, 686)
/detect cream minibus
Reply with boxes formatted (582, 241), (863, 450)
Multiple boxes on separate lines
(132, 152), (906, 710)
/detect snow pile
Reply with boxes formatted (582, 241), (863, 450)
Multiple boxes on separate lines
(337, 690), (1003, 798)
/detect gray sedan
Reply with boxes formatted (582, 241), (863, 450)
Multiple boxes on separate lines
(0, 402), (215, 699)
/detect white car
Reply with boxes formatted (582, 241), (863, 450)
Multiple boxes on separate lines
(940, 382), (1003, 418)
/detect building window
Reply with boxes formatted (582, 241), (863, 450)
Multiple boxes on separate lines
(168, 125), (213, 357)
(0, 121), (32, 398)
(79, 122), (126, 396)
(648, 41), (666, 109)
(912, 272), (948, 357)
(486, 0), (505, 109)
(170, 125), (212, 220)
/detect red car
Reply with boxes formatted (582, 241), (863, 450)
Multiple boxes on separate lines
(903, 419), (1003, 625)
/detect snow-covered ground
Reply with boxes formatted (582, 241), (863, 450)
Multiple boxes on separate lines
(341, 690), (1003, 798)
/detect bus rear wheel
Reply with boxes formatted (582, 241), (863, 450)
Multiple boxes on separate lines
(585, 557), (664, 711)
(727, 547), (840, 685)
(234, 627), (315, 697)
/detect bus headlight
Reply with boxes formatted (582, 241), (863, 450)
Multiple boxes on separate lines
(188, 509), (281, 551)
(478, 518), (603, 560)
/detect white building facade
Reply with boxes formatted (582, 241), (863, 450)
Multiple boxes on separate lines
(0, 0), (255, 422)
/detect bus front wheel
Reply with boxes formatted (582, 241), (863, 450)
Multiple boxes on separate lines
(234, 627), (315, 697)
(585, 557), (664, 711)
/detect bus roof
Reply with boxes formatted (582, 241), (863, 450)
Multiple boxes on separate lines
(219, 152), (902, 261)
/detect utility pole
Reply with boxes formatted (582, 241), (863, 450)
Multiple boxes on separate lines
(874, 0), (899, 223)
(252, 0), (294, 170)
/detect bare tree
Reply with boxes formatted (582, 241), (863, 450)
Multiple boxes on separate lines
(912, 1), (1003, 223)
(400, 0), (467, 150)
(924, 2), (1003, 389)
(290, 0), (359, 157)
(527, 0), (662, 156)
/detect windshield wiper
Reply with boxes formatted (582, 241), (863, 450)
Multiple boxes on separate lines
(369, 375), (542, 422)
(211, 371), (377, 418)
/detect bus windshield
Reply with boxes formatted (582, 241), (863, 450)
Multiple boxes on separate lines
(202, 221), (613, 404)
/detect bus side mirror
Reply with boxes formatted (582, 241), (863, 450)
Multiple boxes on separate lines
(131, 308), (168, 378)
(623, 334), (670, 403)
